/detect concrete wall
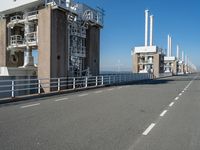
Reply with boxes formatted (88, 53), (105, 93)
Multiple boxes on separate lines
(38, 6), (68, 92)
(86, 25), (100, 76)
(181, 64), (185, 74)
(0, 18), (7, 66)
(132, 54), (139, 73)
(172, 61), (178, 75)
(51, 9), (68, 78)
(153, 53), (160, 78)
(38, 7), (51, 80)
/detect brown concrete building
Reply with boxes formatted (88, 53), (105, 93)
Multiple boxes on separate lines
(0, 0), (104, 80)
(164, 57), (178, 75)
(132, 10), (165, 78)
(132, 46), (164, 78)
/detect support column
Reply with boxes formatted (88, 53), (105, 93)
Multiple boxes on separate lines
(86, 25), (100, 76)
(23, 20), (34, 67)
(153, 53), (160, 78)
(150, 15), (154, 46)
(145, 10), (149, 46)
(172, 61), (178, 75)
(0, 18), (7, 66)
(133, 54), (139, 73)
(38, 6), (68, 92)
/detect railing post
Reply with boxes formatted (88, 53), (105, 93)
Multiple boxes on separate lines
(58, 78), (61, 91)
(11, 80), (15, 98)
(113, 75), (116, 84)
(95, 76), (98, 86)
(73, 78), (76, 90)
(85, 77), (88, 88)
(101, 76), (104, 85)
(38, 79), (41, 94)
(109, 76), (111, 85)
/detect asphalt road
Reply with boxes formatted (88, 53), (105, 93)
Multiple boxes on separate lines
(0, 74), (199, 150)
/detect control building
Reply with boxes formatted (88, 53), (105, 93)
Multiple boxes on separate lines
(132, 10), (164, 78)
(0, 0), (104, 78)
(164, 35), (178, 75)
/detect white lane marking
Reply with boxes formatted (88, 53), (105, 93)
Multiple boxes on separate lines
(94, 90), (103, 94)
(182, 90), (185, 93)
(78, 93), (88, 97)
(54, 98), (69, 102)
(20, 103), (40, 109)
(175, 97), (179, 101)
(179, 93), (182, 96)
(107, 88), (114, 91)
(117, 87), (123, 89)
(160, 110), (168, 117)
(169, 102), (174, 107)
(143, 123), (156, 135)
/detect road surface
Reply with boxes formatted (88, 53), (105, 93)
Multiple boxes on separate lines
(0, 74), (200, 150)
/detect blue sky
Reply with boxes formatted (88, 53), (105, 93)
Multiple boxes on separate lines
(77, 0), (200, 71)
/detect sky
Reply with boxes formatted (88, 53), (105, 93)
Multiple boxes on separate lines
(77, 0), (200, 71)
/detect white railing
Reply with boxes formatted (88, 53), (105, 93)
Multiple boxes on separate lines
(0, 73), (153, 100)
(46, 0), (70, 9)
(10, 32), (37, 47)
(26, 32), (37, 43)
(10, 35), (24, 46)
(24, 10), (38, 18)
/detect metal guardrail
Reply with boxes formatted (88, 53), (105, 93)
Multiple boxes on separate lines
(0, 73), (153, 100)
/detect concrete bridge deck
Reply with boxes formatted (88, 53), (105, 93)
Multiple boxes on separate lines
(0, 74), (200, 150)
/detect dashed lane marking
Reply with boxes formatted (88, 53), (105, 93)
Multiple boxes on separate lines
(169, 102), (174, 107)
(54, 98), (69, 102)
(20, 103), (40, 109)
(160, 110), (168, 117)
(175, 97), (179, 101)
(94, 90), (103, 94)
(143, 123), (156, 135)
(78, 93), (89, 97)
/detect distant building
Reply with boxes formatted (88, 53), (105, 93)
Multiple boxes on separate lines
(132, 10), (164, 78)
(164, 35), (178, 75)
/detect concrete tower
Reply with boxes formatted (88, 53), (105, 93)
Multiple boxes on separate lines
(0, 0), (104, 92)
(132, 10), (164, 78)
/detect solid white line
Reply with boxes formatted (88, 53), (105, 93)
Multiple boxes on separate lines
(55, 98), (69, 102)
(169, 102), (174, 107)
(160, 110), (168, 117)
(143, 123), (156, 135)
(118, 87), (123, 89)
(20, 103), (40, 108)
(94, 90), (103, 94)
(175, 97), (179, 101)
(78, 93), (88, 97)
